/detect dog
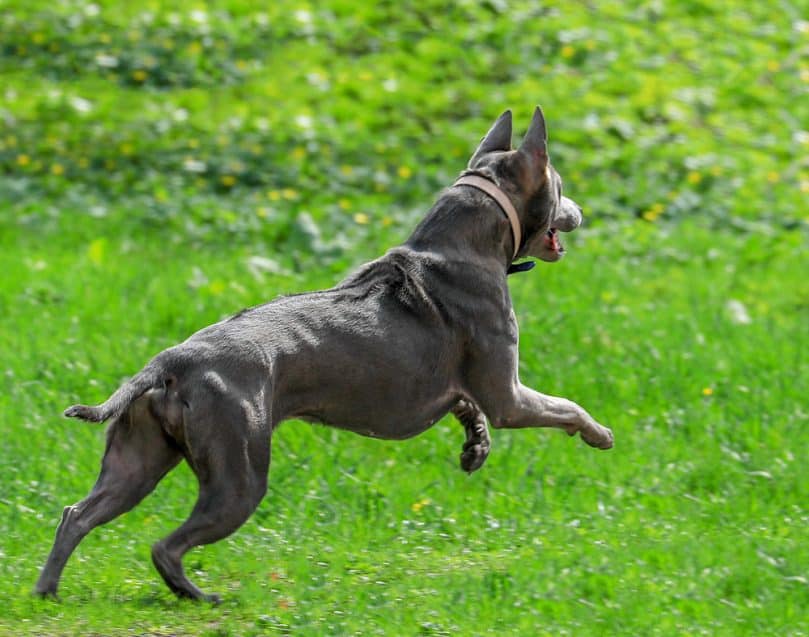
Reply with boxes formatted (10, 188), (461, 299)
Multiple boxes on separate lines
(35, 107), (613, 602)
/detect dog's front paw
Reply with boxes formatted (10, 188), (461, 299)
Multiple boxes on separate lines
(460, 438), (490, 473)
(580, 424), (614, 450)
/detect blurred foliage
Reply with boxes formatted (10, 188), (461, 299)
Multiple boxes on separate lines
(1, 0), (807, 256)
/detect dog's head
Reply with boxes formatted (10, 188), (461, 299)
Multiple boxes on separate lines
(465, 107), (582, 262)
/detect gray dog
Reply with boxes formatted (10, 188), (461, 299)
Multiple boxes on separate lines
(35, 107), (613, 602)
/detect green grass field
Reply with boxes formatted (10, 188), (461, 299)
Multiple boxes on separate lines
(1, 1), (807, 635)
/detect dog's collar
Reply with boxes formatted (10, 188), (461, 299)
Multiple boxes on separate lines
(453, 174), (522, 260)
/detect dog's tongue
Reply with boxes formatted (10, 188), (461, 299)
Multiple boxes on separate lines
(546, 228), (561, 253)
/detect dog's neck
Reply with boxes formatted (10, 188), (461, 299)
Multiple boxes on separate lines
(404, 179), (523, 274)
(452, 175), (522, 260)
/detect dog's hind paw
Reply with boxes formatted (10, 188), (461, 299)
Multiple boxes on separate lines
(33, 586), (59, 600)
(201, 592), (222, 605)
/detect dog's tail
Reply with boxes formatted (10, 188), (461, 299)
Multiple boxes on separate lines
(64, 363), (163, 423)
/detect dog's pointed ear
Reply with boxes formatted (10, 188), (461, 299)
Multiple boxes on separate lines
(519, 106), (548, 164)
(468, 110), (512, 167)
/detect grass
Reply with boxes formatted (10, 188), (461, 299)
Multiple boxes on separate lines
(1, 1), (808, 635)
(2, 220), (807, 635)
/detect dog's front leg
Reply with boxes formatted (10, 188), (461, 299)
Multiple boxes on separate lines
(451, 399), (491, 473)
(491, 384), (613, 449)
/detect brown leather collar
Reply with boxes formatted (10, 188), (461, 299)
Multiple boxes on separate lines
(453, 174), (521, 260)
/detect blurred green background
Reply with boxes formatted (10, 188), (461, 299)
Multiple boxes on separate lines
(1, 1), (807, 635)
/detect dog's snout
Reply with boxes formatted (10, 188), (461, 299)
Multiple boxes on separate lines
(554, 196), (583, 232)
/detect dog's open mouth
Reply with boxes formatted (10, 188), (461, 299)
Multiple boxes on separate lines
(544, 228), (564, 255)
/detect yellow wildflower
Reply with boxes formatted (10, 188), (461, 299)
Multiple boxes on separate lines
(132, 69), (147, 82)
(702, 387), (714, 396)
(686, 171), (702, 185)
(51, 163), (64, 176)
(16, 154), (30, 167)
(411, 497), (431, 512)
(353, 213), (369, 225)
(642, 202), (664, 222)
(220, 175), (236, 187)
(208, 280), (226, 295)
(87, 238), (105, 265)
(561, 45), (575, 58)
(398, 165), (412, 179)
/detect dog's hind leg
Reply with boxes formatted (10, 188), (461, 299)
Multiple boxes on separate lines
(452, 399), (491, 473)
(35, 399), (181, 598)
(151, 408), (270, 602)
